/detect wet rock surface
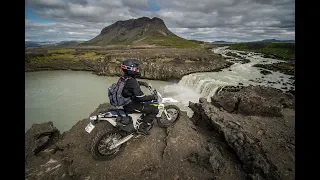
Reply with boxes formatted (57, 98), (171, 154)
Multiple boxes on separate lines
(224, 51), (251, 64)
(260, 70), (272, 75)
(252, 62), (295, 76)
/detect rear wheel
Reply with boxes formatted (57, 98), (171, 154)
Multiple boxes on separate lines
(157, 105), (181, 128)
(90, 129), (126, 161)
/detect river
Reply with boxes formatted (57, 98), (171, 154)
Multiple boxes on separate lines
(25, 47), (294, 132)
(25, 71), (171, 132)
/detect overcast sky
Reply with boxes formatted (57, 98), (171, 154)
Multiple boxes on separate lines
(25, 0), (295, 42)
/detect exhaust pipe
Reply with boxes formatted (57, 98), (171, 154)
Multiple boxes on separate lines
(109, 134), (134, 149)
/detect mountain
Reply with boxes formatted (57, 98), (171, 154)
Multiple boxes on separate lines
(25, 41), (41, 48)
(25, 40), (85, 48)
(80, 17), (201, 48)
(55, 40), (85, 47)
(260, 39), (295, 43)
(211, 41), (234, 44)
(25, 41), (57, 48)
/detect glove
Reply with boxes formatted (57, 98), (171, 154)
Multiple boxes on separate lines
(138, 81), (149, 87)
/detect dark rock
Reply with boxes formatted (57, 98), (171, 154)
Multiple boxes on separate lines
(226, 52), (242, 58)
(287, 90), (295, 95)
(189, 99), (294, 180)
(25, 121), (60, 161)
(241, 58), (251, 64)
(209, 150), (225, 173)
(260, 70), (272, 75)
(26, 103), (221, 180)
(253, 62), (295, 76)
(211, 85), (294, 117)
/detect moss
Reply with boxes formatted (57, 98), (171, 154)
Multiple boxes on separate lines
(77, 52), (103, 60)
(140, 35), (202, 48)
(47, 48), (75, 54)
(228, 42), (295, 60)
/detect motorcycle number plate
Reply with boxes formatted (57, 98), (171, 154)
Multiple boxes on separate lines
(85, 122), (95, 133)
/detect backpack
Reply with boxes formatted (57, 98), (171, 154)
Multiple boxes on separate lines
(108, 76), (132, 107)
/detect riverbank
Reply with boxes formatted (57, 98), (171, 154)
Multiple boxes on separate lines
(253, 62), (295, 76)
(25, 85), (295, 180)
(227, 42), (295, 61)
(25, 47), (232, 81)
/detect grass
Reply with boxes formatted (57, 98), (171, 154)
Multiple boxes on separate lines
(141, 35), (202, 48)
(25, 44), (218, 66)
(85, 36), (202, 49)
(228, 42), (295, 60)
(48, 48), (75, 54)
(27, 48), (104, 64)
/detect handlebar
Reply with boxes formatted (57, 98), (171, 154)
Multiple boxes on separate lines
(146, 85), (162, 102)
(147, 85), (156, 94)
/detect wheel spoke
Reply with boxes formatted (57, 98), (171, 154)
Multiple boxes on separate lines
(158, 107), (180, 127)
(97, 133), (122, 156)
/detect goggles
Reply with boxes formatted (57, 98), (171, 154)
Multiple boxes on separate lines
(121, 65), (139, 72)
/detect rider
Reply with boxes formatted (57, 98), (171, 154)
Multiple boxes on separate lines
(121, 59), (159, 135)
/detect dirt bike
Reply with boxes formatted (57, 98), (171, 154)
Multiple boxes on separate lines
(84, 85), (181, 161)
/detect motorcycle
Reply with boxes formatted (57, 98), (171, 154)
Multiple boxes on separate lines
(84, 85), (181, 161)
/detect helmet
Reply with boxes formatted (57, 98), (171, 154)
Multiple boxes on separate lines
(121, 59), (142, 78)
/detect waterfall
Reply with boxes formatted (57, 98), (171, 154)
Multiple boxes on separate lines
(162, 46), (295, 116)
(178, 74), (232, 100)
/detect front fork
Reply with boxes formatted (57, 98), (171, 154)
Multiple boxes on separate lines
(156, 104), (172, 120)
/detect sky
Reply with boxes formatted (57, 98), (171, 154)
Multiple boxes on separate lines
(25, 0), (295, 42)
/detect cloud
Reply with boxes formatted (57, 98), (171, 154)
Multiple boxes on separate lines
(25, 0), (295, 42)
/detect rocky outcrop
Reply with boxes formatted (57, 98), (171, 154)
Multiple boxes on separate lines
(97, 60), (232, 80)
(260, 69), (272, 75)
(25, 85), (295, 180)
(25, 103), (245, 180)
(225, 52), (242, 59)
(225, 52), (250, 64)
(25, 54), (233, 81)
(25, 122), (60, 161)
(253, 62), (295, 76)
(211, 85), (295, 117)
(189, 97), (295, 180)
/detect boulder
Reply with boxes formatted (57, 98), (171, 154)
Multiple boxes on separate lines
(189, 98), (295, 180)
(25, 121), (60, 161)
(211, 85), (294, 117)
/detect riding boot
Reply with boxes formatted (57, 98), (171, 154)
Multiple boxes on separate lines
(137, 122), (151, 136)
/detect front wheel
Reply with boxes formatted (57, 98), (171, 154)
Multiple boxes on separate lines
(157, 105), (181, 128)
(90, 129), (126, 161)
